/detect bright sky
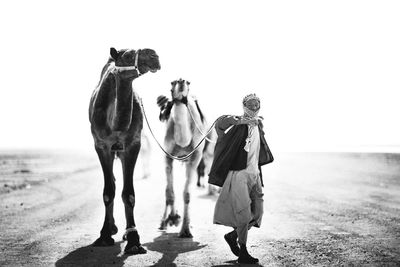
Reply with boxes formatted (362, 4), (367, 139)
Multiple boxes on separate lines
(0, 0), (399, 152)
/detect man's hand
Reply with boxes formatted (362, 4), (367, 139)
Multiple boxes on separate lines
(157, 95), (169, 109)
(157, 95), (173, 122)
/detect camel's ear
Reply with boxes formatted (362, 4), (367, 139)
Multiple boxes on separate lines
(186, 81), (191, 85)
(110, 47), (119, 60)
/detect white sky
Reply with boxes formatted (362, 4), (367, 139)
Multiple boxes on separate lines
(0, 0), (399, 152)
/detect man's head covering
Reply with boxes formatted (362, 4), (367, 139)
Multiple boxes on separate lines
(242, 93), (260, 118)
(242, 93), (260, 106)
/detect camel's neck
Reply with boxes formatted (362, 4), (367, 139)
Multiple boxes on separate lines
(171, 102), (192, 147)
(111, 78), (134, 131)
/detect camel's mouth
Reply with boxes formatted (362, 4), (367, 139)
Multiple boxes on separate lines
(150, 62), (161, 73)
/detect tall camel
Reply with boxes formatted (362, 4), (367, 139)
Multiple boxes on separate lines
(89, 47), (160, 254)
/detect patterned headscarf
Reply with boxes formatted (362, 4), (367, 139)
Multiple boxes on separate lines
(242, 93), (261, 152)
(242, 93), (260, 118)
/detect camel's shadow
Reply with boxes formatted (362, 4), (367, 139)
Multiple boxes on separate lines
(143, 232), (207, 267)
(55, 241), (128, 267)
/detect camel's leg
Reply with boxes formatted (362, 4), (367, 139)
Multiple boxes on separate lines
(93, 146), (118, 247)
(202, 149), (218, 195)
(120, 143), (146, 254)
(196, 158), (205, 187)
(160, 156), (180, 230)
(179, 152), (202, 238)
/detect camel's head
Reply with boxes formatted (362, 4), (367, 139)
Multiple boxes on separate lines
(109, 47), (160, 78)
(137, 48), (161, 74)
(170, 78), (190, 101)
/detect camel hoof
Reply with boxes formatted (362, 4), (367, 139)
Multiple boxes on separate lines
(124, 230), (146, 254)
(124, 245), (147, 255)
(167, 214), (181, 227)
(159, 220), (167, 230)
(159, 214), (181, 230)
(92, 236), (115, 247)
(179, 228), (193, 238)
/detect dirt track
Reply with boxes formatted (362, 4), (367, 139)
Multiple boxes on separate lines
(0, 152), (399, 266)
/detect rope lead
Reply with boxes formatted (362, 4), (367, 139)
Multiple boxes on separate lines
(139, 98), (218, 161)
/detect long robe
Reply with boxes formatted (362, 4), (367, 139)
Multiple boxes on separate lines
(213, 124), (264, 230)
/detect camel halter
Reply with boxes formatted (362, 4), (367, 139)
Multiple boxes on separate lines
(110, 49), (141, 76)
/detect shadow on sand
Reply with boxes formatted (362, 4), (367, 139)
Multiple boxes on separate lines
(55, 241), (128, 267)
(197, 192), (219, 201)
(54, 233), (263, 266)
(143, 232), (207, 267)
(211, 260), (264, 267)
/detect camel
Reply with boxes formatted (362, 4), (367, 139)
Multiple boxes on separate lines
(89, 47), (160, 254)
(156, 78), (215, 237)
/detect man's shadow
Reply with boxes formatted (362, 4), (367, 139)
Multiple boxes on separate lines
(55, 241), (128, 267)
(143, 232), (207, 266)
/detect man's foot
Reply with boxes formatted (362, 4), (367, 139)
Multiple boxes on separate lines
(224, 231), (240, 256)
(238, 243), (259, 264)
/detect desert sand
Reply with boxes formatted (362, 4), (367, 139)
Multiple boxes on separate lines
(0, 151), (399, 266)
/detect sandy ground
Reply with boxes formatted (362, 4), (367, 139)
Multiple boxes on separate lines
(0, 152), (399, 266)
